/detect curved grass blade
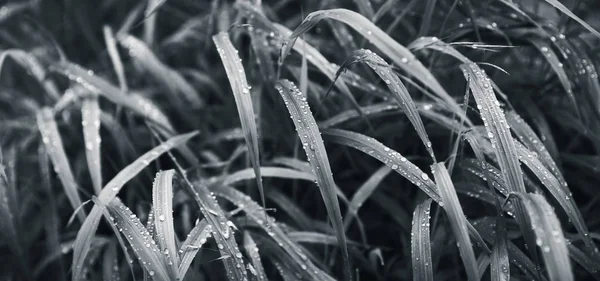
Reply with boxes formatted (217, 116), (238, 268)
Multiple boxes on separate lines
(411, 198), (433, 281)
(336, 49), (436, 159)
(343, 165), (392, 231)
(81, 93), (103, 195)
(71, 131), (198, 281)
(506, 193), (574, 281)
(37, 107), (86, 224)
(178, 219), (212, 277)
(431, 163), (478, 281)
(99, 197), (172, 280)
(0, 49), (61, 100)
(213, 31), (266, 222)
(280, 9), (467, 122)
(243, 232), (267, 281)
(152, 170), (179, 274)
(119, 34), (203, 108)
(275, 79), (351, 281)
(543, 0), (600, 39)
(103, 26), (128, 92)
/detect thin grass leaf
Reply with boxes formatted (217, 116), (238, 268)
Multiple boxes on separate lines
(411, 198), (433, 281)
(280, 9), (468, 123)
(71, 131), (197, 281)
(37, 107), (86, 224)
(81, 93), (102, 195)
(103, 26), (128, 92)
(99, 197), (172, 280)
(490, 215), (510, 281)
(543, 0), (600, 38)
(102, 240), (120, 281)
(0, 49), (61, 100)
(243, 232), (267, 281)
(178, 219), (212, 277)
(144, 0), (162, 45)
(119, 34), (204, 108)
(275, 79), (351, 281)
(266, 189), (314, 230)
(151, 170), (179, 274)
(335, 49), (436, 159)
(507, 193), (574, 281)
(353, 0), (374, 18)
(431, 163), (479, 281)
(343, 165), (392, 231)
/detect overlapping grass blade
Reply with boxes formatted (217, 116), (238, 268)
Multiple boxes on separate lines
(279, 9), (467, 122)
(97, 197), (172, 280)
(151, 170), (179, 274)
(506, 193), (573, 281)
(543, 0), (600, 38)
(118, 34), (204, 108)
(178, 219), (212, 277)
(213, 31), (266, 221)
(431, 163), (478, 281)
(411, 198), (433, 281)
(243, 232), (267, 281)
(103, 26), (128, 91)
(0, 49), (61, 100)
(37, 107), (86, 224)
(71, 131), (197, 281)
(490, 216), (510, 281)
(81, 92), (103, 195)
(274, 79), (351, 280)
(335, 49), (436, 159)
(267, 189), (314, 230)
(344, 165), (392, 230)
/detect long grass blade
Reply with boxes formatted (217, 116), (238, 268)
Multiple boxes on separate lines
(243, 232), (268, 281)
(81, 92), (103, 195)
(431, 163), (479, 281)
(151, 170), (179, 274)
(103, 26), (128, 91)
(275, 79), (352, 281)
(543, 0), (600, 38)
(37, 107), (86, 223)
(213, 31), (266, 221)
(411, 198), (433, 281)
(178, 219), (212, 277)
(71, 131), (197, 281)
(0, 49), (61, 100)
(343, 165), (392, 230)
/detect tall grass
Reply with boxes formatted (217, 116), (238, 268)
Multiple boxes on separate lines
(1, 0), (600, 280)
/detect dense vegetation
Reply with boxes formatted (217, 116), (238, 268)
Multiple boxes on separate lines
(1, 0), (600, 280)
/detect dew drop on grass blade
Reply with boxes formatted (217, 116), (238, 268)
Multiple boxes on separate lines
(334, 49), (436, 159)
(37, 107), (86, 224)
(213, 31), (266, 222)
(431, 163), (479, 281)
(71, 131), (197, 281)
(178, 219), (212, 277)
(96, 197), (172, 280)
(243, 232), (267, 281)
(279, 9), (467, 123)
(507, 193), (574, 281)
(274, 79), (352, 281)
(411, 198), (433, 281)
(151, 170), (179, 275)
(81, 92), (102, 195)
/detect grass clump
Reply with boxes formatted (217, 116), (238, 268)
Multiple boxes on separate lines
(1, 0), (600, 281)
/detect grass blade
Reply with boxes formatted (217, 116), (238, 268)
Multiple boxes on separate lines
(431, 163), (478, 281)
(213, 31), (266, 222)
(543, 0), (600, 38)
(151, 170), (179, 274)
(178, 219), (212, 277)
(71, 131), (198, 281)
(102, 26), (128, 91)
(0, 49), (61, 100)
(275, 79), (351, 281)
(343, 165), (392, 231)
(37, 107), (86, 224)
(81, 92), (102, 195)
(243, 232), (268, 281)
(411, 198), (433, 281)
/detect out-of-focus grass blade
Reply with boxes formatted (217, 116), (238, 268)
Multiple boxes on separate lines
(178, 219), (211, 277)
(275, 79), (351, 281)
(411, 198), (433, 281)
(353, 0), (374, 18)
(213, 31), (266, 220)
(151, 170), (179, 274)
(71, 131), (197, 281)
(144, 0), (162, 45)
(98, 197), (172, 280)
(507, 193), (574, 281)
(214, 185), (336, 281)
(81, 92), (103, 195)
(103, 26), (128, 91)
(343, 165), (392, 231)
(280, 9), (467, 122)
(51, 61), (174, 133)
(267, 189), (314, 230)
(431, 163), (478, 281)
(335, 49), (436, 159)
(0, 49), (61, 100)
(244, 232), (267, 281)
(119, 34), (204, 108)
(101, 240), (120, 281)
(37, 107), (86, 224)
(543, 0), (600, 38)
